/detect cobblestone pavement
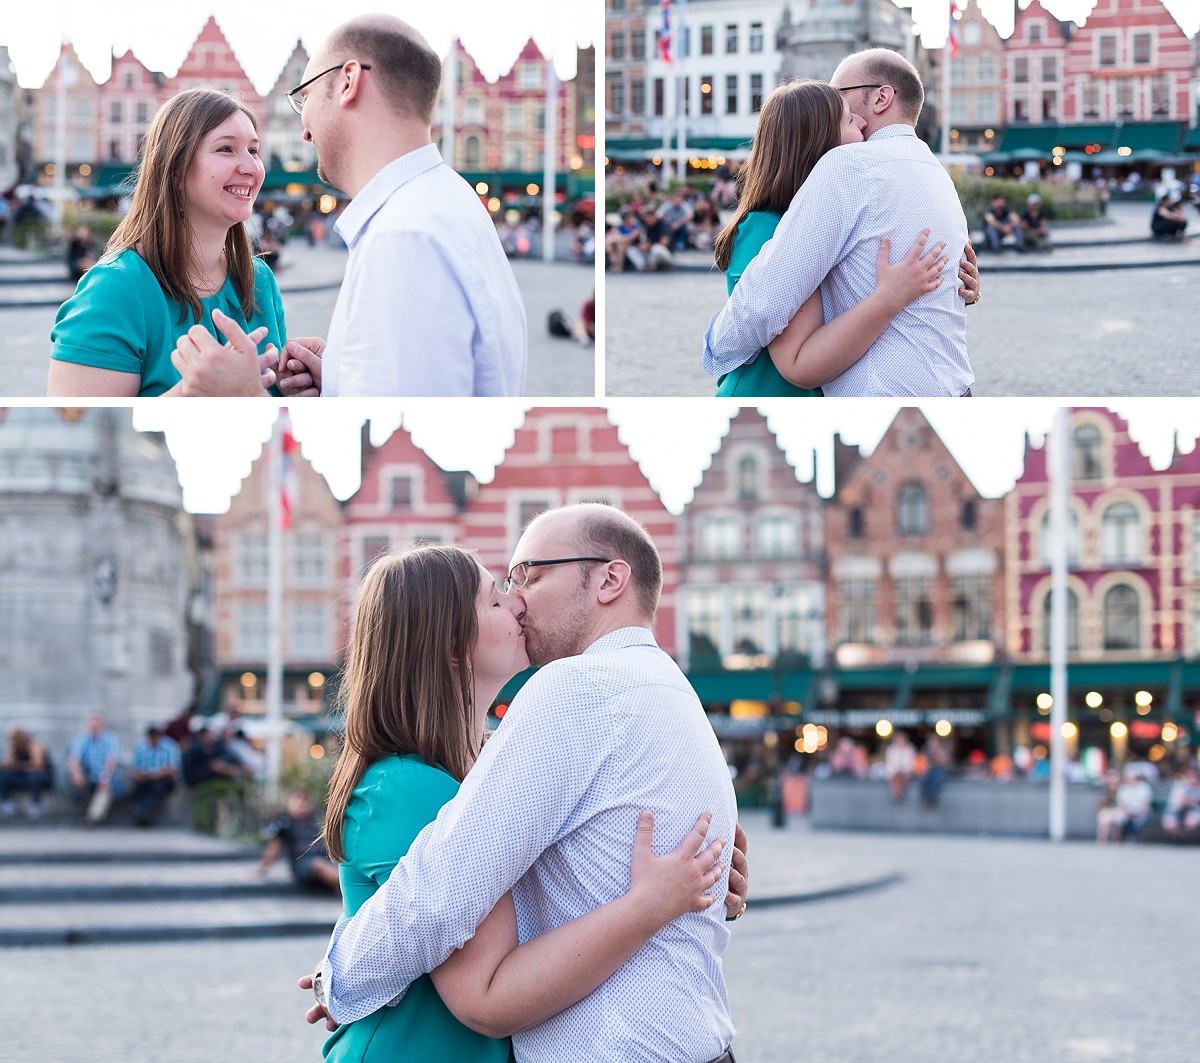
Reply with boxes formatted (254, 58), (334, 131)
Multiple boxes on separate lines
(605, 259), (1200, 397)
(0, 244), (596, 398)
(7, 812), (1195, 1061)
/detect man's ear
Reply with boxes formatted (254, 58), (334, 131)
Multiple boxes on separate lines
(595, 560), (632, 605)
(338, 61), (367, 107)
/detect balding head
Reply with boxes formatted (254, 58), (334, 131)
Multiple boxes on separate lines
(320, 15), (442, 124)
(832, 47), (924, 132)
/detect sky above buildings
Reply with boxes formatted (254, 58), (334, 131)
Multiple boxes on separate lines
(3, 0), (594, 91)
(129, 401), (1200, 516)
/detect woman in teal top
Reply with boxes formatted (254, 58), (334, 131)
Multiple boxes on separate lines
(712, 80), (980, 397)
(318, 544), (730, 1062)
(47, 88), (311, 397)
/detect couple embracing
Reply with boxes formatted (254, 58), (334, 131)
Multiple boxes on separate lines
(704, 48), (982, 397)
(302, 503), (747, 1063)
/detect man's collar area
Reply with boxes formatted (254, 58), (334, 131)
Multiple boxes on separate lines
(583, 626), (658, 655)
(335, 143), (443, 246)
(867, 124), (918, 141)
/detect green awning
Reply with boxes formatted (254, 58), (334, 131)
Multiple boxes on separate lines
(1109, 122), (1185, 153)
(1053, 124), (1117, 148)
(997, 126), (1063, 153)
(687, 670), (774, 703)
(261, 169), (325, 191)
(1185, 126), (1200, 150)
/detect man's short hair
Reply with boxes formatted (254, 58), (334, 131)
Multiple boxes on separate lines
(571, 504), (663, 620)
(855, 48), (925, 123)
(325, 21), (442, 124)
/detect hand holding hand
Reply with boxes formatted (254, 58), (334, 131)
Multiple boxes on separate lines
(873, 229), (948, 315)
(725, 820), (748, 918)
(277, 336), (325, 397)
(958, 241), (980, 304)
(627, 811), (725, 931)
(170, 308), (275, 396)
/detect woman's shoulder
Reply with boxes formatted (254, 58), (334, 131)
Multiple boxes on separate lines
(737, 210), (784, 235)
(78, 248), (157, 292)
(357, 753), (459, 798)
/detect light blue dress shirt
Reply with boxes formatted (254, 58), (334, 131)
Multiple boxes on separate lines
(323, 144), (527, 397)
(131, 736), (181, 774)
(704, 124), (973, 397)
(68, 730), (121, 782)
(321, 626), (739, 1062)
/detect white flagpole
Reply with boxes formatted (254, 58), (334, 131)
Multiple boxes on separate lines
(265, 419), (285, 806)
(543, 60), (558, 262)
(941, 1), (953, 159)
(676, 0), (688, 182)
(1048, 409), (1070, 841)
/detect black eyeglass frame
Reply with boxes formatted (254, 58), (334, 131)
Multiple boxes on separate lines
(502, 557), (613, 593)
(285, 62), (372, 115)
(833, 83), (885, 93)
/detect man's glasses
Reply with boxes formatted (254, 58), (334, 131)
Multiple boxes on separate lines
(285, 62), (372, 115)
(502, 557), (612, 593)
(834, 83), (884, 93)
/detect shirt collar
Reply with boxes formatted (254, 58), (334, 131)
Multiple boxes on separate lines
(866, 124), (918, 142)
(583, 626), (659, 655)
(334, 143), (444, 248)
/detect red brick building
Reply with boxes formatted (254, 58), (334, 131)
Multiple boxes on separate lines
(677, 408), (825, 675)
(97, 51), (165, 164)
(170, 16), (262, 115)
(1005, 0), (1073, 125)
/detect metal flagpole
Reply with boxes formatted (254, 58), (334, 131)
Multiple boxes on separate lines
(264, 414), (288, 806)
(542, 60), (558, 262)
(941, 0), (955, 160)
(675, 0), (688, 182)
(1048, 408), (1071, 841)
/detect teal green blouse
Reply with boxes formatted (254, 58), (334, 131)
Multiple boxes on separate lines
(715, 211), (821, 398)
(50, 249), (286, 396)
(323, 754), (512, 1063)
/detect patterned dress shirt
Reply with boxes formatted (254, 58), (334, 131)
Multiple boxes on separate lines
(321, 626), (739, 1062)
(704, 124), (973, 396)
(323, 143), (527, 397)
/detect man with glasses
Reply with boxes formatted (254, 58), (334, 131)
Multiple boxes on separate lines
(704, 47), (975, 396)
(271, 14), (526, 397)
(307, 503), (745, 1063)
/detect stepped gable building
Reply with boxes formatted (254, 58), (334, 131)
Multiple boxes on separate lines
(31, 42), (100, 178)
(261, 40), (316, 172)
(460, 407), (680, 656)
(678, 407), (825, 677)
(946, 0), (1007, 153)
(1004, 408), (1200, 760)
(169, 16), (262, 114)
(0, 408), (192, 760)
(208, 430), (343, 717)
(98, 50), (166, 164)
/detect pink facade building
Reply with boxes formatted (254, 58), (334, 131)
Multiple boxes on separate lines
(97, 51), (165, 163)
(1006, 408), (1200, 662)
(1005, 0), (1073, 125)
(31, 43), (100, 175)
(169, 16), (262, 116)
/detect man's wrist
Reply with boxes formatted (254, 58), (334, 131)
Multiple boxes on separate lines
(726, 901), (747, 922)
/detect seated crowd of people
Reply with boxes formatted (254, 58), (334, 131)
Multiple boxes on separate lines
(605, 183), (723, 272)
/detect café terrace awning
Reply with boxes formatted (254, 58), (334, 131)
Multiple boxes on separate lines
(606, 136), (752, 161)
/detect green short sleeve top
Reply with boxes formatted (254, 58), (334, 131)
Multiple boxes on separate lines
(49, 249), (286, 396)
(323, 753), (512, 1063)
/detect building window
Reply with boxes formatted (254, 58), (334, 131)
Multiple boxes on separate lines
(725, 23), (738, 53)
(632, 29), (646, 60)
(1133, 32), (1152, 64)
(611, 0), (625, 10)
(775, 587), (815, 658)
(611, 32), (625, 61)
(686, 588), (723, 666)
(1103, 585), (1140, 650)
(1100, 503), (1141, 565)
(291, 604), (329, 659)
(631, 79), (645, 114)
(1014, 96), (1029, 122)
(503, 144), (524, 169)
(701, 25), (713, 55)
(361, 536), (389, 574)
(1042, 588), (1080, 652)
(961, 499), (977, 531)
(725, 74), (737, 115)
(464, 135), (481, 167)
(839, 579), (876, 643)
(1151, 74), (1170, 116)
(895, 577), (934, 645)
(736, 455), (759, 500)
(1040, 509), (1081, 567)
(110, 101), (123, 123)
(751, 74), (764, 112)
(1083, 82), (1100, 117)
(236, 536), (268, 587)
(1042, 91), (1057, 122)
(700, 75), (714, 115)
(1116, 78), (1133, 116)
(952, 574), (991, 641)
(293, 535), (329, 587)
(1099, 35), (1117, 66)
(1014, 57), (1029, 84)
(236, 603), (269, 659)
(389, 475), (413, 509)
(518, 63), (543, 91)
(136, 102), (149, 124)
(731, 588), (765, 655)
(518, 499), (551, 530)
(897, 483), (929, 535)
(1073, 425), (1103, 481)
(505, 102), (525, 133)
(680, 26), (690, 59)
(699, 515), (740, 561)
(849, 507), (865, 538)
(757, 515), (796, 559)
(750, 22), (763, 52)
(1029, 23), (1042, 43)
(1042, 56), (1057, 82)
(977, 55), (996, 82)
(464, 97), (483, 125)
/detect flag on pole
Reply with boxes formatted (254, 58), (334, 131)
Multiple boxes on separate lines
(657, 0), (672, 63)
(278, 408), (298, 531)
(948, 0), (962, 57)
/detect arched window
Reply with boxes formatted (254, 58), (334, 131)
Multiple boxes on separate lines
(1103, 584), (1140, 650)
(1042, 587), (1080, 651)
(464, 97), (483, 125)
(849, 507), (864, 539)
(897, 483), (929, 535)
(1100, 502), (1141, 565)
(1073, 425), (1103, 481)
(1040, 508), (1080, 567)
(464, 135), (482, 167)
(961, 499), (977, 530)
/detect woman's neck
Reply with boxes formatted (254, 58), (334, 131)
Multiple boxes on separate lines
(189, 222), (231, 294)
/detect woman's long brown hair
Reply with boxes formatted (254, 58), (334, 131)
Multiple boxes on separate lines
(714, 79), (845, 272)
(322, 545), (485, 863)
(103, 87), (259, 325)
